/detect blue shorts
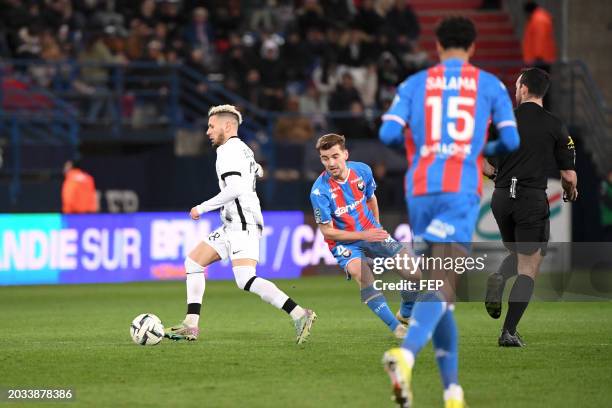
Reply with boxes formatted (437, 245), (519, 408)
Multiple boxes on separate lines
(407, 192), (480, 244)
(332, 236), (404, 274)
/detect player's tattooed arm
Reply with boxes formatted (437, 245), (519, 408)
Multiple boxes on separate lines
(366, 195), (380, 224)
(319, 222), (389, 243)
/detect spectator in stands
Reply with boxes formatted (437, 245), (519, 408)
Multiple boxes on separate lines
(522, 1), (557, 108)
(274, 95), (314, 143)
(243, 68), (264, 107)
(223, 43), (249, 87)
(132, 39), (169, 122)
(62, 160), (98, 214)
(258, 39), (285, 111)
(329, 71), (362, 111)
(321, 0), (355, 25)
(522, 1), (557, 71)
(211, 1), (243, 44)
(337, 100), (374, 139)
(339, 27), (376, 67)
(282, 30), (314, 92)
(15, 25), (42, 59)
(299, 82), (328, 130)
(352, 0), (384, 36)
(304, 26), (328, 62)
(329, 71), (362, 133)
(249, 0), (283, 33)
(296, 0), (327, 38)
(78, 32), (120, 123)
(158, 0), (183, 41)
(184, 7), (213, 49)
(385, 0), (420, 41)
(124, 18), (149, 60)
(376, 51), (401, 107)
(312, 58), (342, 102)
(134, 0), (156, 31)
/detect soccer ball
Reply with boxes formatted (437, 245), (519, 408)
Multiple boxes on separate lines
(130, 313), (165, 346)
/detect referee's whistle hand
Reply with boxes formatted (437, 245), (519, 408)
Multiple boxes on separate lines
(563, 188), (578, 202)
(190, 207), (201, 220)
(362, 228), (390, 242)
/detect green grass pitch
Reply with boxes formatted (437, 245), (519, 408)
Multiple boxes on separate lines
(1, 276), (611, 407)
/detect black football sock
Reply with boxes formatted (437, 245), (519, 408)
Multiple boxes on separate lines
(503, 274), (535, 334)
(187, 303), (201, 315)
(498, 253), (518, 282)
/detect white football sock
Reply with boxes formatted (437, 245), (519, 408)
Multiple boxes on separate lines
(289, 306), (306, 320)
(234, 266), (305, 320)
(184, 257), (206, 326)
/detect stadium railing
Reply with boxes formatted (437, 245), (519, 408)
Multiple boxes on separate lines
(2, 58), (608, 209)
(0, 62), (79, 205)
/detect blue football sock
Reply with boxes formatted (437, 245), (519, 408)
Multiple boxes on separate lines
(361, 285), (400, 331)
(432, 308), (459, 389)
(402, 291), (446, 355)
(400, 289), (419, 319)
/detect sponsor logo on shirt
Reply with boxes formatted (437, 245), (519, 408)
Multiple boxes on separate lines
(334, 197), (364, 216)
(420, 142), (472, 158)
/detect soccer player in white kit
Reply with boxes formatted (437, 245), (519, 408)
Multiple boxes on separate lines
(166, 105), (317, 344)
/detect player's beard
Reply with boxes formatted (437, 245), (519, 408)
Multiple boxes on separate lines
(210, 130), (225, 148)
(328, 165), (345, 180)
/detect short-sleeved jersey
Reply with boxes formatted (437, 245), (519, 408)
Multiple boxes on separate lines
(215, 137), (263, 232)
(310, 161), (381, 247)
(382, 58), (517, 197)
(493, 102), (576, 189)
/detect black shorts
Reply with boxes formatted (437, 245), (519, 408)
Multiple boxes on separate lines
(491, 187), (550, 255)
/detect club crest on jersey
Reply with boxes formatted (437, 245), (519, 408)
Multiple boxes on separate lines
(357, 180), (365, 191)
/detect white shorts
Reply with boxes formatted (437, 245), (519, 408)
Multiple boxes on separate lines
(206, 226), (260, 263)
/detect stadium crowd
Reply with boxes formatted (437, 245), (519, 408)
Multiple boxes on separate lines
(0, 0), (428, 139)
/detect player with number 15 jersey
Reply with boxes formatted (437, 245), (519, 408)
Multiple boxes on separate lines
(380, 33), (520, 243)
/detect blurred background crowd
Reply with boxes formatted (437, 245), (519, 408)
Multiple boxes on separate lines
(0, 0), (433, 139)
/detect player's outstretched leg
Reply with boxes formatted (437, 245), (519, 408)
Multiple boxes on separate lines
(166, 242), (220, 341)
(349, 259), (404, 338)
(432, 306), (465, 408)
(361, 285), (405, 338)
(485, 252), (517, 319)
(233, 263), (316, 344)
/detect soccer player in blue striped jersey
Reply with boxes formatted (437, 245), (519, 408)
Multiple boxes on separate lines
(379, 17), (520, 408)
(310, 133), (420, 339)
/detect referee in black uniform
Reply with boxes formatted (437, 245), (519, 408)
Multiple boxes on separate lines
(483, 67), (578, 347)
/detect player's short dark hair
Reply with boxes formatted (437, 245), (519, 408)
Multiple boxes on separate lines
(435, 17), (477, 51)
(316, 133), (346, 151)
(519, 67), (550, 98)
